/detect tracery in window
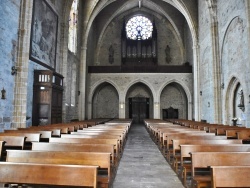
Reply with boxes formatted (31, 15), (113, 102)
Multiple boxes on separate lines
(126, 15), (153, 40)
(68, 0), (79, 53)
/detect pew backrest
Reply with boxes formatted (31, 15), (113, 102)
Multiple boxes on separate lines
(0, 162), (98, 187)
(180, 144), (250, 165)
(49, 137), (120, 156)
(211, 166), (250, 188)
(32, 142), (115, 165)
(0, 136), (25, 149)
(6, 150), (111, 184)
(0, 141), (4, 159)
(191, 152), (250, 177)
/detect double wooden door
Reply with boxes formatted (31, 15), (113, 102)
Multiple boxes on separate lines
(129, 97), (149, 124)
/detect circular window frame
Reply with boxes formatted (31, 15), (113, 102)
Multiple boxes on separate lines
(125, 15), (153, 40)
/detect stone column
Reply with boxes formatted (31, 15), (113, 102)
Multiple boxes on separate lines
(244, 0), (250, 127)
(12, 0), (33, 128)
(154, 102), (160, 119)
(211, 20), (222, 123)
(119, 101), (125, 118)
(59, 22), (69, 122)
(193, 44), (201, 121)
(78, 46), (87, 120)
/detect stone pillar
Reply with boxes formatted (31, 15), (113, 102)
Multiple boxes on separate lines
(119, 101), (125, 118)
(12, 0), (33, 128)
(59, 22), (69, 122)
(211, 20), (222, 123)
(244, 0), (250, 127)
(78, 46), (87, 120)
(154, 102), (160, 119)
(193, 44), (200, 121)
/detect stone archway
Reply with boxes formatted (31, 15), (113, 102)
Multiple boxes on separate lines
(92, 82), (119, 119)
(125, 82), (153, 123)
(160, 82), (188, 119)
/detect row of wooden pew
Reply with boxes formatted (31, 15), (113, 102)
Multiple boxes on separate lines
(144, 119), (250, 188)
(0, 119), (131, 187)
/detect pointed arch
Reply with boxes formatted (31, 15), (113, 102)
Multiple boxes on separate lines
(88, 80), (120, 119)
(123, 79), (155, 101)
(224, 76), (246, 125)
(158, 79), (192, 119)
(87, 79), (121, 119)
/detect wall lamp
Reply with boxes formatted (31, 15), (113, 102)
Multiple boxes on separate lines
(11, 66), (17, 75)
(200, 91), (202, 96)
(1, 88), (6, 99)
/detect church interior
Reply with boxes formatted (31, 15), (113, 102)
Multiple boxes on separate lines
(0, 0), (250, 187)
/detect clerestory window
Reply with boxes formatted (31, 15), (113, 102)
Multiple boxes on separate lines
(126, 15), (153, 40)
(68, 0), (79, 53)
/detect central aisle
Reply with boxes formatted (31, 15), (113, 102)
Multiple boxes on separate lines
(112, 123), (184, 188)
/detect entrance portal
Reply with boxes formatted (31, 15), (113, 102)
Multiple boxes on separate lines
(129, 97), (149, 123)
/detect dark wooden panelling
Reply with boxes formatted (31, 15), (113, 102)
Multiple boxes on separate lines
(88, 65), (192, 73)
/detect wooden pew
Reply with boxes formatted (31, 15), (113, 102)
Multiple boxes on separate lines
(18, 127), (62, 136)
(171, 139), (243, 181)
(0, 162), (98, 188)
(0, 136), (26, 161)
(50, 137), (120, 160)
(237, 130), (250, 143)
(226, 129), (249, 139)
(4, 129), (52, 142)
(165, 134), (227, 162)
(191, 152), (250, 188)
(6, 150), (112, 188)
(61, 134), (123, 155)
(171, 139), (243, 173)
(179, 144), (250, 186)
(0, 141), (4, 160)
(32, 142), (116, 168)
(0, 132), (41, 149)
(160, 129), (205, 148)
(211, 166), (250, 188)
(0, 136), (25, 150)
(216, 127), (246, 136)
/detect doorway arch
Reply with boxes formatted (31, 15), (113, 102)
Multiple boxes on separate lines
(125, 82), (153, 123)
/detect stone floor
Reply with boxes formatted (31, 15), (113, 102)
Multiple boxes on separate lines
(112, 123), (184, 188)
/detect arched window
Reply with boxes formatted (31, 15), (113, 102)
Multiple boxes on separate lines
(68, 0), (79, 53)
(125, 15), (153, 40)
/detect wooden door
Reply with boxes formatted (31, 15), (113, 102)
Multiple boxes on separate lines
(129, 97), (149, 123)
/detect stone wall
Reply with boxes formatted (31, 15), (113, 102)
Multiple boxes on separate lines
(87, 73), (193, 119)
(96, 14), (184, 66)
(92, 84), (119, 118)
(218, 0), (249, 125)
(197, 0), (250, 125)
(160, 83), (188, 119)
(0, 0), (21, 131)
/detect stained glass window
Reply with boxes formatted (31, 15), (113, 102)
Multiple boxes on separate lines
(126, 16), (153, 40)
